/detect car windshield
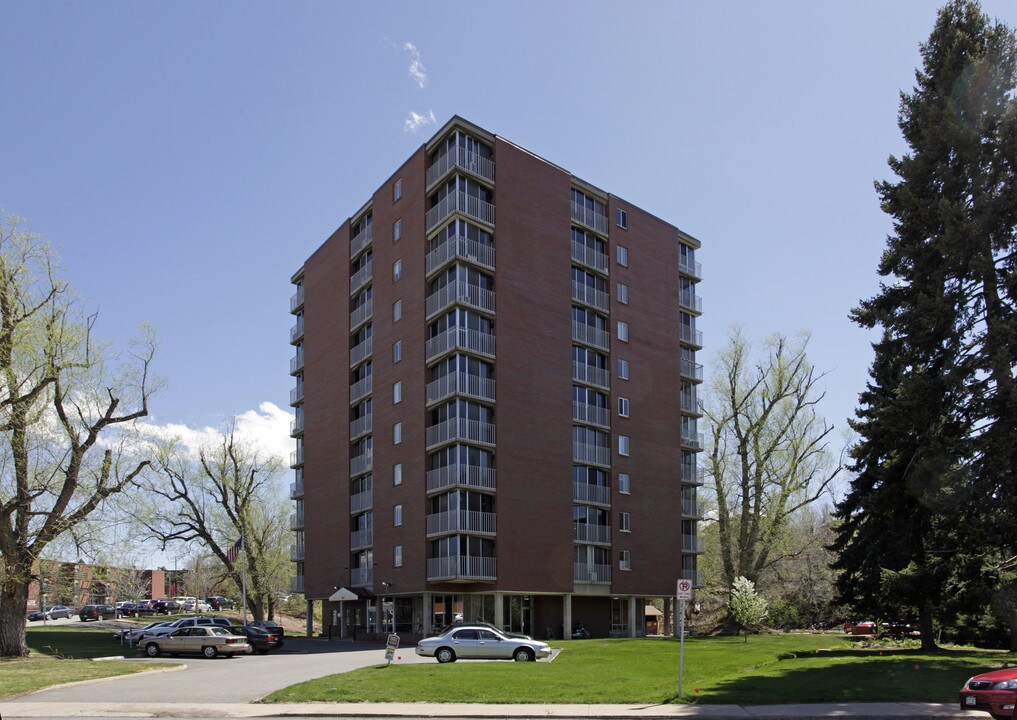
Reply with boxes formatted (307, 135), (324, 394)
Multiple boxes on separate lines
(209, 627), (231, 636)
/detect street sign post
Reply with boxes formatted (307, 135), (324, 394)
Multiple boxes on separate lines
(677, 579), (693, 696)
(385, 633), (400, 665)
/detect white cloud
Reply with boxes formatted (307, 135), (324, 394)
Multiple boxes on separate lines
(404, 109), (436, 133)
(404, 42), (427, 88)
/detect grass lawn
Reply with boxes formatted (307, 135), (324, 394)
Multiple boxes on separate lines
(0, 626), (176, 701)
(262, 634), (1017, 705)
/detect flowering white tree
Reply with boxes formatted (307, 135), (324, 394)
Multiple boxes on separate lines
(730, 575), (768, 641)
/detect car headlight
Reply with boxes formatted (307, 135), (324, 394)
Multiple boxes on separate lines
(993, 680), (1017, 690)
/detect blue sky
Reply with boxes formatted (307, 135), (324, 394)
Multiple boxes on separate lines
(3, 0), (1015, 468)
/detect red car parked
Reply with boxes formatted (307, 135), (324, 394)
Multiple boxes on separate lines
(960, 667), (1017, 720)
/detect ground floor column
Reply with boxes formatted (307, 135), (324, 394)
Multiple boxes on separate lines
(493, 592), (504, 631)
(422, 592), (432, 636)
(305, 599), (314, 637)
(664, 597), (673, 637)
(563, 594), (572, 640)
(628, 596), (639, 638)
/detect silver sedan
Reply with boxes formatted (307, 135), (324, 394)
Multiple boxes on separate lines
(415, 625), (551, 663)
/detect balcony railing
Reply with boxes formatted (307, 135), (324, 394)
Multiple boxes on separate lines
(573, 482), (611, 505)
(426, 555), (497, 582)
(426, 463), (497, 492)
(426, 235), (495, 275)
(573, 441), (610, 467)
(426, 372), (496, 406)
(679, 258), (703, 280)
(571, 240), (609, 274)
(425, 327), (496, 362)
(289, 318), (304, 344)
(350, 567), (373, 587)
(680, 394), (703, 416)
(426, 146), (496, 187)
(289, 385), (304, 406)
(350, 261), (373, 296)
(680, 358), (704, 383)
(289, 511), (305, 530)
(350, 299), (373, 331)
(573, 402), (611, 428)
(572, 281), (610, 312)
(572, 361), (610, 389)
(426, 191), (495, 232)
(290, 416), (304, 437)
(679, 325), (704, 348)
(571, 201), (609, 235)
(290, 576), (304, 593)
(290, 352), (304, 376)
(679, 291), (703, 314)
(574, 523), (611, 544)
(350, 453), (373, 477)
(682, 499), (702, 518)
(682, 464), (701, 485)
(350, 528), (373, 551)
(681, 568), (706, 587)
(350, 414), (373, 440)
(426, 510), (497, 536)
(572, 321), (610, 351)
(681, 432), (705, 451)
(426, 281), (496, 319)
(350, 337), (373, 367)
(350, 489), (373, 513)
(350, 224), (373, 259)
(290, 286), (304, 313)
(289, 447), (303, 467)
(350, 375), (373, 404)
(290, 478), (304, 499)
(289, 544), (305, 561)
(682, 534), (705, 553)
(574, 563), (612, 584)
(426, 417), (496, 448)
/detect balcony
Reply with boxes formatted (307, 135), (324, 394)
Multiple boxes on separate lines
(350, 298), (373, 331)
(350, 224), (373, 259)
(571, 201), (609, 236)
(425, 327), (496, 362)
(679, 258), (703, 281)
(681, 393), (703, 417)
(426, 235), (495, 276)
(290, 477), (304, 499)
(426, 372), (496, 406)
(350, 452), (373, 477)
(426, 555), (497, 582)
(426, 191), (495, 233)
(573, 482), (611, 505)
(290, 416), (304, 437)
(426, 510), (497, 536)
(350, 260), (373, 296)
(679, 325), (704, 349)
(682, 464), (702, 485)
(679, 290), (703, 315)
(290, 286), (304, 313)
(572, 321), (610, 351)
(682, 499), (703, 518)
(350, 528), (373, 551)
(289, 384), (304, 406)
(574, 563), (612, 584)
(289, 544), (305, 562)
(573, 523), (611, 544)
(682, 534), (705, 553)
(350, 567), (373, 587)
(681, 432), (705, 451)
(426, 463), (497, 493)
(572, 281), (610, 313)
(573, 402), (611, 428)
(426, 146), (496, 188)
(350, 489), (373, 513)
(573, 441), (610, 467)
(350, 337), (373, 367)
(290, 447), (303, 468)
(426, 417), (496, 448)
(350, 375), (373, 404)
(289, 318), (304, 344)
(426, 281), (495, 319)
(572, 361), (610, 390)
(681, 568), (706, 588)
(289, 352), (304, 376)
(571, 240), (609, 274)
(289, 511), (304, 530)
(290, 576), (304, 593)
(350, 414), (373, 441)
(680, 358), (704, 383)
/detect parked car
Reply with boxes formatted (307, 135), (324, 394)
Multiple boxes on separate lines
(133, 600), (156, 613)
(181, 599), (211, 613)
(116, 601), (144, 617)
(151, 598), (181, 615)
(139, 616), (232, 641)
(206, 596), (235, 611)
(230, 624), (285, 654)
(141, 625), (250, 659)
(27, 605), (74, 621)
(415, 625), (551, 663)
(114, 621), (173, 644)
(246, 619), (284, 633)
(79, 604), (118, 621)
(960, 667), (1017, 720)
(441, 620), (531, 640)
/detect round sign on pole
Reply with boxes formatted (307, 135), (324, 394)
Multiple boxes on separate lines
(677, 579), (693, 600)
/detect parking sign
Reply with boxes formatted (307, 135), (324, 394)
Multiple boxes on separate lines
(677, 579), (692, 600)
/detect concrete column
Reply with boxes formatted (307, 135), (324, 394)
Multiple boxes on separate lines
(664, 597), (673, 637)
(493, 592), (504, 631)
(376, 596), (383, 635)
(563, 593), (572, 640)
(422, 592), (432, 636)
(339, 601), (345, 639)
(628, 596), (639, 638)
(305, 599), (314, 637)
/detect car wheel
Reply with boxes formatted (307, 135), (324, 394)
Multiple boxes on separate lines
(145, 643), (161, 658)
(202, 646), (218, 659)
(244, 644), (255, 655)
(435, 647), (456, 663)
(513, 647), (535, 662)
(97, 614), (104, 621)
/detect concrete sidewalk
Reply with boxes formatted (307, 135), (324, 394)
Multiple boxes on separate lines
(0, 701), (974, 718)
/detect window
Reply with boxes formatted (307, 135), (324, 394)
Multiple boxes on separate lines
(618, 435), (630, 456)
(618, 283), (628, 305)
(618, 397), (630, 417)
(393, 463), (402, 486)
(617, 246), (628, 267)
(393, 381), (402, 404)
(617, 321), (629, 342)
(394, 504), (403, 526)
(620, 512), (631, 532)
(393, 300), (402, 322)
(393, 340), (402, 363)
(394, 545), (403, 567)
(393, 422), (402, 444)
(618, 473), (631, 494)
(618, 359), (629, 380)
(620, 550), (631, 571)
(393, 178), (403, 202)
(393, 259), (402, 281)
(393, 219), (402, 242)
(616, 208), (628, 228)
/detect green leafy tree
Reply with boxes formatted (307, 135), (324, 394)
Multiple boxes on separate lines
(730, 575), (768, 641)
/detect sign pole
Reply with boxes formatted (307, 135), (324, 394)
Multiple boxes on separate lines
(676, 579), (693, 698)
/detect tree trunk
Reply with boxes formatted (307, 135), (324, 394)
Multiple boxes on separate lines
(0, 572), (30, 657)
(917, 599), (938, 651)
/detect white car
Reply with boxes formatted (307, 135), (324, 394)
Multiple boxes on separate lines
(415, 625), (551, 663)
(142, 626), (249, 659)
(139, 616), (231, 640)
(115, 621), (173, 644)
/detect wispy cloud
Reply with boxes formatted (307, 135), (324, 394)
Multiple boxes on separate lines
(404, 109), (436, 133)
(404, 42), (427, 88)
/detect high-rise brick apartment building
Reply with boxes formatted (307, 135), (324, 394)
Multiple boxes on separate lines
(288, 117), (703, 640)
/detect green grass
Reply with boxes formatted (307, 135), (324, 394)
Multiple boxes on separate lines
(0, 625), (177, 701)
(262, 634), (1017, 705)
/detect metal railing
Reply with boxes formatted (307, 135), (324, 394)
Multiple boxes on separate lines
(426, 464), (497, 492)
(680, 358), (704, 382)
(290, 352), (304, 375)
(289, 447), (303, 467)
(350, 224), (373, 258)
(426, 510), (497, 536)
(290, 417), (304, 436)
(350, 337), (373, 367)
(289, 384), (304, 406)
(350, 375), (373, 404)
(350, 528), (373, 551)
(426, 555), (497, 581)
(426, 235), (495, 275)
(426, 372), (496, 405)
(682, 464), (700, 485)
(290, 478), (304, 499)
(572, 321), (610, 351)
(573, 402), (611, 428)
(679, 258), (703, 280)
(571, 201), (609, 235)
(572, 361), (610, 389)
(426, 191), (495, 232)
(572, 281), (610, 312)
(289, 511), (304, 529)
(426, 417), (496, 448)
(289, 318), (304, 344)
(350, 489), (373, 513)
(350, 261), (373, 296)
(290, 286), (304, 313)
(425, 327), (496, 362)
(573, 563), (612, 584)
(289, 544), (305, 561)
(290, 576), (304, 593)
(573, 523), (611, 544)
(350, 567), (373, 587)
(682, 534), (705, 553)
(682, 499), (702, 517)
(350, 298), (373, 330)
(573, 441), (611, 466)
(679, 325), (703, 348)
(350, 414), (373, 440)
(426, 146), (496, 187)
(679, 291), (703, 314)
(573, 482), (611, 505)
(681, 432), (705, 451)
(350, 453), (373, 477)
(571, 240), (609, 274)
(426, 280), (496, 318)
(681, 569), (706, 587)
